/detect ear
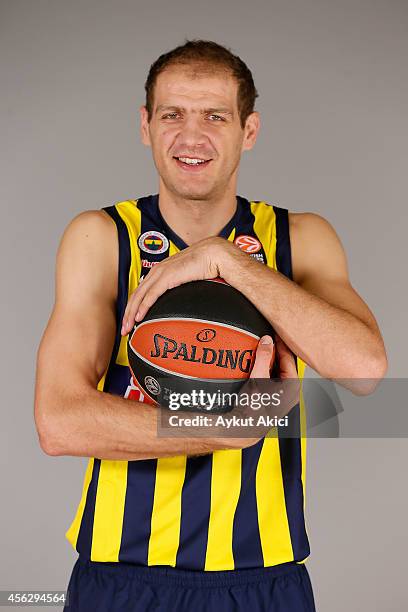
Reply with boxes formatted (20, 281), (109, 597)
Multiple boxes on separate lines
(140, 105), (151, 146)
(242, 111), (260, 152)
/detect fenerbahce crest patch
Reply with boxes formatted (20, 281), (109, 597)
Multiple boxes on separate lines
(138, 231), (169, 255)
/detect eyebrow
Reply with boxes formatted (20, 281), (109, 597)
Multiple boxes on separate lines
(156, 105), (233, 116)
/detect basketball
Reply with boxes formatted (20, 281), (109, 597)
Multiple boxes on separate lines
(127, 279), (275, 410)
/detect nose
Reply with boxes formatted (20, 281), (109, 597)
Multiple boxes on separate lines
(177, 114), (208, 149)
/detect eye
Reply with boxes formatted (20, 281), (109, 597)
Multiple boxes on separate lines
(207, 114), (225, 122)
(162, 112), (180, 120)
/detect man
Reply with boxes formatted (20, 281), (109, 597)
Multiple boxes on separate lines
(34, 40), (387, 611)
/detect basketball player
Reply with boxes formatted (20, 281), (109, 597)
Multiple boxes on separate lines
(34, 41), (387, 611)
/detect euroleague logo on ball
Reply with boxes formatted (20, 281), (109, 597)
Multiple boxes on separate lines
(138, 231), (169, 255)
(144, 376), (161, 396)
(234, 235), (262, 254)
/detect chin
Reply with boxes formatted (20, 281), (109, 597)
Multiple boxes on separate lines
(170, 183), (216, 201)
(180, 191), (213, 201)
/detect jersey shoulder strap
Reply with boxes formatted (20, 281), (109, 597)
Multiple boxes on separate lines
(100, 200), (142, 389)
(248, 200), (292, 279)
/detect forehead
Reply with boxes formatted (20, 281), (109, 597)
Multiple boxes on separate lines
(152, 65), (239, 109)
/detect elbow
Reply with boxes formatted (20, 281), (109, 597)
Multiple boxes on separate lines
(320, 346), (388, 396)
(348, 350), (388, 396)
(34, 401), (68, 457)
(362, 347), (388, 385)
(370, 350), (388, 380)
(38, 431), (64, 456)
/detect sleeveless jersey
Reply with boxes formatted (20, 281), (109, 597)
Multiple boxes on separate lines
(66, 194), (310, 570)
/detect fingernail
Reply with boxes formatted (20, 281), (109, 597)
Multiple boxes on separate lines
(121, 325), (126, 335)
(135, 311), (141, 322)
(261, 336), (272, 345)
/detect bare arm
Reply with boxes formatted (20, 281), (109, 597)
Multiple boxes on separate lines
(222, 213), (387, 388)
(34, 211), (273, 459)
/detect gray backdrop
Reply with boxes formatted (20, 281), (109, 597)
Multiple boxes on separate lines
(1, 0), (407, 610)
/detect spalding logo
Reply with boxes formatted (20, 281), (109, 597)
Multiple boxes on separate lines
(196, 328), (216, 342)
(129, 318), (259, 379)
(150, 333), (254, 373)
(234, 235), (262, 254)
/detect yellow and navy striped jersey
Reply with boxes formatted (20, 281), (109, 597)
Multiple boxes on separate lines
(66, 195), (309, 570)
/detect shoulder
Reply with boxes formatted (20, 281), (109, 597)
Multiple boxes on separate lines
(62, 208), (116, 237)
(289, 211), (338, 238)
(288, 212), (348, 284)
(56, 209), (118, 289)
(58, 209), (117, 254)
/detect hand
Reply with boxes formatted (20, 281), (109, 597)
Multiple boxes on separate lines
(256, 333), (301, 416)
(250, 333), (298, 380)
(221, 333), (300, 440)
(121, 237), (235, 335)
(156, 334), (299, 445)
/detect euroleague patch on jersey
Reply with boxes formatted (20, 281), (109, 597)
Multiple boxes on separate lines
(234, 234), (262, 254)
(250, 253), (265, 263)
(138, 231), (169, 254)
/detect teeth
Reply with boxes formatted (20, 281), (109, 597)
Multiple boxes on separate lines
(178, 157), (207, 165)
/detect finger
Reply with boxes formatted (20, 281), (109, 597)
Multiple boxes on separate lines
(250, 335), (274, 379)
(136, 280), (170, 322)
(134, 266), (193, 324)
(278, 375), (301, 415)
(121, 268), (162, 334)
(274, 334), (298, 379)
(121, 285), (149, 335)
(122, 294), (142, 335)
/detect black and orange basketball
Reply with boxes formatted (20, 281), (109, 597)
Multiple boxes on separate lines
(127, 279), (274, 410)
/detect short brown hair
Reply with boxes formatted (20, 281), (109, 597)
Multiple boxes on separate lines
(144, 40), (258, 128)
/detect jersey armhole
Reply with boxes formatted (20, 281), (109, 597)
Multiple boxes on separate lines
(273, 206), (293, 280)
(100, 204), (131, 388)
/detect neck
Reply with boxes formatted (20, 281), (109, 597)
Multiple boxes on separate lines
(158, 181), (238, 246)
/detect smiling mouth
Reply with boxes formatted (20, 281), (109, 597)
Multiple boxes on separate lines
(173, 156), (212, 170)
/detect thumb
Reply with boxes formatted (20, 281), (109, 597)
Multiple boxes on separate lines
(250, 336), (275, 378)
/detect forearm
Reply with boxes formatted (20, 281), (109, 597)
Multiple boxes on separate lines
(221, 251), (385, 380)
(38, 387), (255, 460)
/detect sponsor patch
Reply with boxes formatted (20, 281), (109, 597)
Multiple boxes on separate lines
(124, 376), (145, 402)
(138, 231), (169, 254)
(234, 234), (262, 254)
(141, 259), (160, 268)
